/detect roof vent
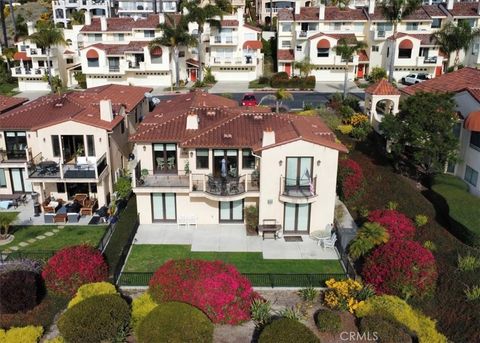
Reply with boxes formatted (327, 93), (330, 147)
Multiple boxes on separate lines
(206, 110), (216, 116)
(55, 103), (63, 107)
(254, 115), (263, 120)
(223, 133), (232, 139)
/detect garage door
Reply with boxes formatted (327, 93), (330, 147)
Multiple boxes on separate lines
(312, 68), (345, 82)
(212, 68), (257, 82)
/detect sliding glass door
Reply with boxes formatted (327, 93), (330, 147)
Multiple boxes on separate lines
(284, 203), (310, 233)
(285, 157), (313, 189)
(10, 168), (31, 193)
(219, 200), (243, 222)
(152, 193), (176, 222)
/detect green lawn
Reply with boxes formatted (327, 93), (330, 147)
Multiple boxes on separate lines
(124, 244), (344, 274)
(0, 83), (19, 96)
(1, 225), (107, 252)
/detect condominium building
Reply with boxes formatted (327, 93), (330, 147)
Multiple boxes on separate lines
(52, 0), (112, 27)
(115, 0), (178, 18)
(130, 90), (347, 234)
(0, 84), (151, 206)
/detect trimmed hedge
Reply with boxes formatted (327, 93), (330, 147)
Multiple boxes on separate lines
(0, 270), (43, 314)
(131, 292), (157, 335)
(270, 73), (316, 89)
(137, 302), (213, 343)
(259, 318), (320, 343)
(58, 294), (130, 343)
(430, 174), (480, 247)
(314, 309), (341, 333)
(67, 282), (118, 309)
(0, 326), (43, 343)
(360, 315), (412, 343)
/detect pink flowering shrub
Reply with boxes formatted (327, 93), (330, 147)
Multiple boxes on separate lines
(362, 240), (438, 299)
(368, 209), (416, 240)
(148, 259), (258, 325)
(337, 159), (365, 201)
(42, 245), (108, 297)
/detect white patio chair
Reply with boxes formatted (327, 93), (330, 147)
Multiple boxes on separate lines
(311, 230), (332, 246)
(187, 215), (197, 229)
(322, 233), (337, 250)
(177, 216), (187, 229)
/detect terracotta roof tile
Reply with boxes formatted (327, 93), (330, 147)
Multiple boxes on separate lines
(365, 79), (400, 95)
(243, 40), (262, 50)
(389, 32), (435, 46)
(13, 51), (31, 61)
(278, 8), (294, 21)
(80, 14), (178, 32)
(324, 6), (368, 21)
(0, 95), (28, 114)
(422, 4), (447, 17)
(358, 49), (369, 62)
(467, 88), (480, 103)
(296, 7), (319, 21)
(243, 23), (262, 32)
(277, 49), (294, 61)
(308, 32), (358, 44)
(442, 2), (480, 17)
(402, 68), (480, 96)
(369, 5), (438, 20)
(86, 41), (150, 55)
(220, 20), (239, 27)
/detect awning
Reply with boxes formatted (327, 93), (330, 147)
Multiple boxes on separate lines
(465, 111), (480, 132)
(13, 51), (31, 61)
(243, 40), (262, 50)
(399, 39), (413, 49)
(86, 49), (99, 58)
(186, 58), (199, 67)
(63, 49), (75, 55)
(150, 47), (162, 56)
(317, 39), (330, 49)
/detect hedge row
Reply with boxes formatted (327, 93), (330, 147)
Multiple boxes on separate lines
(270, 73), (316, 89)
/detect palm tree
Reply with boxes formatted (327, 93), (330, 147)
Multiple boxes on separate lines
(184, 1), (223, 82)
(0, 212), (18, 240)
(149, 14), (196, 88)
(380, 0), (421, 82)
(28, 22), (65, 92)
(294, 58), (314, 77)
(431, 20), (480, 71)
(264, 88), (293, 113)
(333, 38), (367, 99)
(70, 9), (86, 25)
(0, 0), (8, 47)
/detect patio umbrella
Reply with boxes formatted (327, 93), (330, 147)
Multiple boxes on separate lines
(221, 158), (227, 177)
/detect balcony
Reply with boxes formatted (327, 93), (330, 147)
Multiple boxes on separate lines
(28, 48), (47, 56)
(135, 172), (190, 188)
(210, 36), (238, 45)
(109, 66), (121, 73)
(372, 30), (392, 40)
(417, 55), (443, 66)
(211, 56), (255, 65)
(0, 149), (28, 163)
(334, 55), (357, 65)
(279, 176), (317, 203)
(190, 174), (259, 200)
(11, 67), (46, 77)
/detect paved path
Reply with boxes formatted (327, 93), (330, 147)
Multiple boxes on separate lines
(209, 81), (250, 93)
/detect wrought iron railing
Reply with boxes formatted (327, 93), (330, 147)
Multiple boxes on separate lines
(280, 176), (317, 197)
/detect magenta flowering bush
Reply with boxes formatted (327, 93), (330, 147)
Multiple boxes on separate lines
(148, 259), (258, 325)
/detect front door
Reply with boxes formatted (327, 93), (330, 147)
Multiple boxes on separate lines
(435, 66), (442, 77)
(285, 63), (292, 77)
(189, 69), (197, 82)
(357, 64), (364, 78)
(284, 203), (311, 233)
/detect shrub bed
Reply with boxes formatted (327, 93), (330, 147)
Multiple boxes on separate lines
(259, 318), (319, 343)
(149, 259), (257, 324)
(362, 240), (437, 299)
(42, 245), (108, 297)
(270, 73), (316, 89)
(137, 302), (213, 343)
(58, 294), (130, 343)
(0, 326), (43, 343)
(368, 209), (416, 240)
(360, 315), (412, 343)
(67, 282), (117, 309)
(131, 292), (157, 335)
(337, 158), (365, 202)
(0, 270), (43, 314)
(430, 174), (480, 247)
(314, 309), (341, 333)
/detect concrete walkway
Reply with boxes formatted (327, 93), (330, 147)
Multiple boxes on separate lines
(134, 224), (339, 260)
(315, 81), (363, 94)
(209, 81), (250, 94)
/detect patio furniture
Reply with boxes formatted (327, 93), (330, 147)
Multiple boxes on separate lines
(321, 233), (337, 250)
(80, 199), (97, 216)
(187, 215), (197, 229)
(54, 213), (67, 223)
(207, 176), (220, 194)
(177, 216), (187, 229)
(74, 193), (88, 206)
(42, 197), (62, 213)
(0, 200), (12, 210)
(68, 212), (80, 223)
(258, 219), (281, 240)
(156, 157), (165, 170)
(167, 157), (175, 170)
(44, 213), (55, 223)
(227, 178), (240, 194)
(311, 230), (333, 246)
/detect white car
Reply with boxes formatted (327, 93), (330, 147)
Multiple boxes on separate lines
(401, 73), (431, 85)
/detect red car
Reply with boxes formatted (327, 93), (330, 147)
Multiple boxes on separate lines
(241, 94), (258, 106)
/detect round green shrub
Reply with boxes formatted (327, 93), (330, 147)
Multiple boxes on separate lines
(58, 294), (130, 343)
(360, 315), (412, 343)
(137, 302), (213, 343)
(259, 318), (320, 343)
(314, 309), (341, 333)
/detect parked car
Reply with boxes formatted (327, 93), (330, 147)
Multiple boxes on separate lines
(241, 94), (258, 106)
(401, 73), (431, 85)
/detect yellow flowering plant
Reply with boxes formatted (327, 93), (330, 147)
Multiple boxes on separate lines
(323, 278), (368, 313)
(349, 113), (369, 127)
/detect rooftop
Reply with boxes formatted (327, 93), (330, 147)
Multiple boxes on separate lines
(0, 95), (29, 114)
(80, 14), (178, 32)
(365, 79), (401, 96)
(441, 2), (480, 17)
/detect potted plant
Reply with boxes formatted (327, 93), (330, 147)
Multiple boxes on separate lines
(140, 169), (149, 185)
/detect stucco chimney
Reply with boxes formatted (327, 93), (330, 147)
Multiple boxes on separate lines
(27, 21), (35, 35)
(262, 129), (275, 147)
(84, 11), (92, 26)
(186, 114), (199, 130)
(100, 16), (108, 31)
(237, 7), (245, 26)
(100, 99), (114, 122)
(368, 0), (375, 14)
(159, 13), (165, 24)
(447, 0), (454, 11)
(319, 4), (325, 20)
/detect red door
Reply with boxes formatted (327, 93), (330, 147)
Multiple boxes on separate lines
(285, 63), (291, 77)
(435, 66), (442, 77)
(357, 64), (364, 78)
(189, 69), (197, 82)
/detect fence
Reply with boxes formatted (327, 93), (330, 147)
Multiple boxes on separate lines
(118, 272), (347, 288)
(0, 250), (56, 263)
(111, 217), (139, 284)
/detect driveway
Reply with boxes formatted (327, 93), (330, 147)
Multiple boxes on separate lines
(209, 81), (250, 94)
(17, 90), (50, 101)
(315, 81), (363, 96)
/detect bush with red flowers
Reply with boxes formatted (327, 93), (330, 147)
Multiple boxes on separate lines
(42, 245), (108, 297)
(337, 159), (365, 202)
(362, 240), (438, 299)
(368, 209), (416, 240)
(148, 259), (258, 325)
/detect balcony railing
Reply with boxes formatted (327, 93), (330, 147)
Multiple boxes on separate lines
(109, 66), (120, 73)
(280, 176), (317, 197)
(191, 174), (259, 196)
(134, 171), (189, 188)
(212, 56), (255, 65)
(28, 153), (61, 178)
(0, 149), (28, 162)
(11, 67), (46, 77)
(211, 36), (238, 45)
(28, 153), (107, 179)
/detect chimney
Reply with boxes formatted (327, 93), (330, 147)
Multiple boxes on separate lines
(100, 99), (114, 122)
(447, 0), (454, 11)
(186, 114), (199, 130)
(84, 11), (92, 26)
(319, 4), (325, 20)
(100, 16), (107, 31)
(159, 13), (165, 24)
(368, 0), (375, 14)
(237, 7), (245, 26)
(27, 21), (35, 35)
(262, 129), (275, 147)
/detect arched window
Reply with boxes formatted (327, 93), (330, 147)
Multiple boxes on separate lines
(398, 39), (413, 59)
(317, 39), (330, 57)
(150, 47), (162, 64)
(86, 49), (99, 67)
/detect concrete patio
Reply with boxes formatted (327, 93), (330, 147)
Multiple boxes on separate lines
(133, 224), (339, 260)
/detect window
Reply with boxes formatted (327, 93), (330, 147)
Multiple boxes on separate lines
(242, 149), (255, 169)
(470, 131), (480, 151)
(57, 182), (65, 193)
(152, 193), (176, 221)
(333, 22), (341, 31)
(281, 40), (291, 48)
(120, 120), (125, 134)
(153, 143), (177, 173)
(196, 149), (209, 169)
(144, 30), (155, 38)
(431, 18), (441, 28)
(66, 58), (73, 64)
(219, 200), (243, 222)
(398, 49), (412, 58)
(86, 135), (95, 156)
(296, 45), (302, 52)
(354, 23), (364, 32)
(178, 51), (185, 58)
(464, 165), (478, 187)
(459, 19), (476, 28)
(108, 57), (120, 71)
(285, 157), (314, 195)
(406, 22), (419, 31)
(372, 45), (379, 52)
(281, 23), (291, 32)
(387, 47), (390, 58)
(5, 131), (27, 159)
(473, 43), (480, 55)
(115, 33), (125, 41)
(317, 48), (329, 57)
(0, 169), (6, 187)
(284, 203), (311, 232)
(87, 58), (99, 67)
(453, 122), (461, 139)
(52, 135), (60, 157)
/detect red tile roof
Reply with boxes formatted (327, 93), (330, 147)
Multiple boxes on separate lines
(423, 4), (447, 17)
(402, 67), (480, 96)
(369, 5), (443, 20)
(86, 41), (149, 55)
(0, 96), (28, 114)
(365, 79), (400, 95)
(80, 14), (175, 32)
(296, 7), (319, 21)
(442, 2), (480, 17)
(243, 23), (262, 32)
(324, 6), (368, 21)
(358, 49), (369, 62)
(186, 58), (200, 67)
(13, 51), (31, 61)
(465, 110), (480, 132)
(388, 32), (435, 46)
(0, 84), (152, 131)
(467, 88), (480, 103)
(277, 8), (294, 21)
(131, 91), (347, 152)
(220, 20), (239, 27)
(308, 32), (358, 44)
(243, 40), (262, 50)
(277, 49), (294, 61)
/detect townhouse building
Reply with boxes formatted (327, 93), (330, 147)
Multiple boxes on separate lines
(115, 0), (178, 18)
(0, 84), (151, 206)
(130, 90), (347, 234)
(52, 0), (112, 27)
